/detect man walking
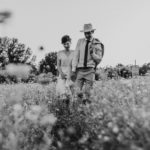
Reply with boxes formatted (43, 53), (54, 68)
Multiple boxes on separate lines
(71, 23), (104, 102)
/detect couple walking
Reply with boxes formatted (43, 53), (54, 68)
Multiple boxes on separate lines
(56, 23), (104, 101)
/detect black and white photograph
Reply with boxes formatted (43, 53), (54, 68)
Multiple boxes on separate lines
(0, 0), (150, 150)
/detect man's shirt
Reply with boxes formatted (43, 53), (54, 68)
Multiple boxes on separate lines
(72, 38), (103, 72)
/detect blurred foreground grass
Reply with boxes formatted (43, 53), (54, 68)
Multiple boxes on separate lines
(0, 77), (150, 150)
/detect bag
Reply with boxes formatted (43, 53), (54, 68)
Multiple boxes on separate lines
(92, 40), (104, 71)
(91, 39), (104, 80)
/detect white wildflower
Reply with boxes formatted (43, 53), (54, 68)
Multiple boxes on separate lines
(78, 132), (89, 143)
(67, 127), (76, 134)
(40, 114), (57, 125)
(13, 104), (23, 117)
(7, 132), (17, 150)
(103, 136), (110, 142)
(117, 133), (123, 142)
(6, 63), (31, 79)
(25, 111), (39, 122)
(30, 105), (42, 115)
(107, 122), (113, 128)
(112, 126), (119, 133)
(43, 132), (52, 145)
(98, 134), (102, 139)
(101, 130), (105, 135)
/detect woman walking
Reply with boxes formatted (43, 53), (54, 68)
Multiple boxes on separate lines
(56, 35), (74, 97)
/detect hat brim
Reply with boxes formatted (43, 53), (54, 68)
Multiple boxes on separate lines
(80, 29), (96, 32)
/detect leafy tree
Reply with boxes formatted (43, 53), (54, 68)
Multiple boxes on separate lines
(116, 63), (124, 68)
(38, 52), (57, 75)
(139, 64), (149, 76)
(0, 37), (38, 83)
(0, 37), (33, 68)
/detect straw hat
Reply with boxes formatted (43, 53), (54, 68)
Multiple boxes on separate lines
(80, 23), (96, 32)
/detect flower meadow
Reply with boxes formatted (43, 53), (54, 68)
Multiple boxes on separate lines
(0, 77), (150, 150)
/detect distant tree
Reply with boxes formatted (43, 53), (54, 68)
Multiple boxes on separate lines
(146, 63), (150, 70)
(116, 63), (124, 77)
(38, 52), (57, 75)
(116, 63), (124, 68)
(139, 64), (149, 76)
(105, 67), (118, 79)
(0, 37), (38, 83)
(0, 37), (33, 68)
(119, 67), (132, 78)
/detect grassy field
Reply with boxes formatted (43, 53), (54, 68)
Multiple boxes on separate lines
(0, 76), (150, 150)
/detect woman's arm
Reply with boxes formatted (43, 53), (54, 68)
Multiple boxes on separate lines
(57, 52), (66, 79)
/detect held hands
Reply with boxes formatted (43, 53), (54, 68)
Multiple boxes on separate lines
(60, 72), (67, 79)
(70, 71), (77, 82)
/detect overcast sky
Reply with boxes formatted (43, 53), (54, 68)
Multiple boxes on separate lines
(0, 0), (150, 67)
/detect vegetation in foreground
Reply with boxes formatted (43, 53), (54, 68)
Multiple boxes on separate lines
(0, 77), (150, 150)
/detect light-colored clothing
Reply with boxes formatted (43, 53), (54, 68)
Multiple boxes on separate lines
(72, 38), (103, 72)
(76, 67), (95, 81)
(56, 50), (74, 95)
(56, 77), (73, 96)
(72, 37), (103, 99)
(76, 67), (95, 89)
(57, 50), (74, 78)
(76, 68), (95, 99)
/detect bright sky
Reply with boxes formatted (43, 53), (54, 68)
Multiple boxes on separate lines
(0, 0), (150, 67)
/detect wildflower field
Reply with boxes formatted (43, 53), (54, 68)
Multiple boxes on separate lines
(0, 77), (150, 150)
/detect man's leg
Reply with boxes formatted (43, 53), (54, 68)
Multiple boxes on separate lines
(84, 79), (93, 99)
(75, 68), (94, 103)
(75, 69), (85, 91)
(83, 72), (95, 103)
(76, 78), (84, 91)
(75, 70), (85, 100)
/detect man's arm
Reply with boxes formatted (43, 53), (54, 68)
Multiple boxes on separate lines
(72, 39), (80, 72)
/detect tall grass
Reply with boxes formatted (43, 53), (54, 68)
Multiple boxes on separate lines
(0, 77), (150, 149)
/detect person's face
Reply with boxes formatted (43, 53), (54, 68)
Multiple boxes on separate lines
(63, 41), (71, 50)
(84, 30), (94, 40)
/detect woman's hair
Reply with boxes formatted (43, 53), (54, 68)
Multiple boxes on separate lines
(61, 35), (71, 44)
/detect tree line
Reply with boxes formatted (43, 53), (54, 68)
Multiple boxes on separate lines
(0, 36), (57, 83)
(0, 36), (150, 83)
(96, 63), (150, 80)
